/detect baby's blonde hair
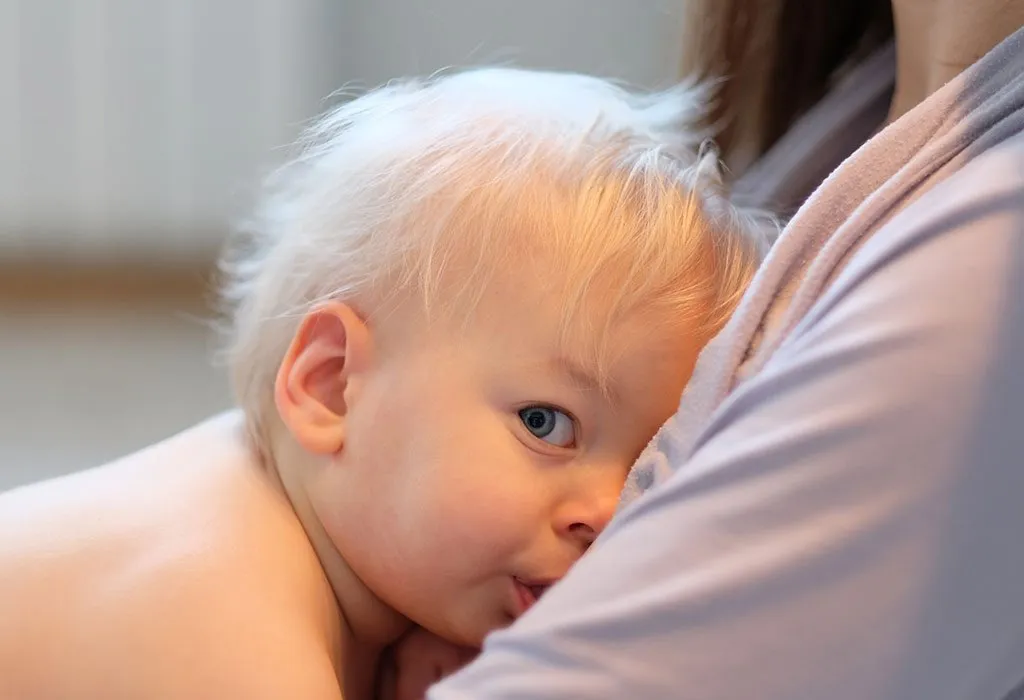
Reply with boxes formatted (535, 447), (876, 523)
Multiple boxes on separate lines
(219, 68), (772, 445)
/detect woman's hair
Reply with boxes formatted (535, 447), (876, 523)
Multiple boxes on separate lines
(219, 68), (772, 443)
(680, 0), (894, 174)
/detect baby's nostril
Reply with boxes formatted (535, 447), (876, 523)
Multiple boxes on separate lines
(569, 521), (597, 548)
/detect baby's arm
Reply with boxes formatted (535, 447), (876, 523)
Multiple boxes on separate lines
(379, 628), (478, 700)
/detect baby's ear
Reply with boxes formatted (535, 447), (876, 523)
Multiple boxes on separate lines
(274, 302), (373, 455)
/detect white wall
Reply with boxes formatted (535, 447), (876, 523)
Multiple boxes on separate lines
(0, 298), (232, 490)
(0, 0), (686, 261)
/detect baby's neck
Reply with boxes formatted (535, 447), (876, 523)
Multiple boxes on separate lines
(257, 428), (413, 658)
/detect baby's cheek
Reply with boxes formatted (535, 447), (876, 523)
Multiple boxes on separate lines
(433, 476), (543, 552)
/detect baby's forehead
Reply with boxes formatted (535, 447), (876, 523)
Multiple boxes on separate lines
(483, 312), (691, 412)
(448, 271), (684, 366)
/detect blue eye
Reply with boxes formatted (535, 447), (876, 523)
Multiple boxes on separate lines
(518, 406), (576, 448)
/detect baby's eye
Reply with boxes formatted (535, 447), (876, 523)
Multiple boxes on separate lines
(518, 406), (576, 448)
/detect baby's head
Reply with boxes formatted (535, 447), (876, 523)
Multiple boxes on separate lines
(219, 68), (767, 646)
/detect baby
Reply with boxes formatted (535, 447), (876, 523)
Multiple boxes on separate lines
(0, 68), (766, 700)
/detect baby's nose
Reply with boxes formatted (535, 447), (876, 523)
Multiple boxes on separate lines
(555, 490), (618, 552)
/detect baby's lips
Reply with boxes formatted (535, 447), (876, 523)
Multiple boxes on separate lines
(512, 576), (556, 614)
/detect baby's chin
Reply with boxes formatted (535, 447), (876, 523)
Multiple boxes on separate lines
(431, 623), (487, 649)
(420, 612), (505, 649)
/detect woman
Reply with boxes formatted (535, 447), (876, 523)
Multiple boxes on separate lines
(424, 1), (1024, 698)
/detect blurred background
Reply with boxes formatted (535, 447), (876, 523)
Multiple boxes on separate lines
(0, 0), (688, 490)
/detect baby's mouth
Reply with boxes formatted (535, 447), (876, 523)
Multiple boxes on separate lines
(512, 577), (552, 615)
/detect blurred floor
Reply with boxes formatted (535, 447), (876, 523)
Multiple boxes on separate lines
(0, 262), (232, 491)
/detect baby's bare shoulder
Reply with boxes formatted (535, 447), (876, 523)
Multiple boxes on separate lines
(0, 412), (341, 699)
(87, 561), (343, 700)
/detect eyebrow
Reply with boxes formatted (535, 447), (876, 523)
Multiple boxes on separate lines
(550, 355), (620, 404)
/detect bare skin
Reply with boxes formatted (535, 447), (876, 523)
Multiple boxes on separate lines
(888, 0), (1024, 121)
(0, 412), (368, 700)
(377, 628), (477, 700)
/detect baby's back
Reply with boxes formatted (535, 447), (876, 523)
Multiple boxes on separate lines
(0, 413), (343, 700)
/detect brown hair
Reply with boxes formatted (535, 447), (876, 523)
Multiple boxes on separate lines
(680, 0), (893, 174)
